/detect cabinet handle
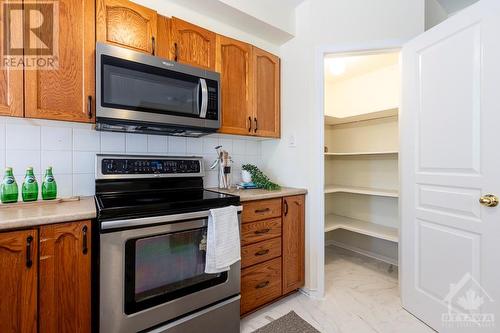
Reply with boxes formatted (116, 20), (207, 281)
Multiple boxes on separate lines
(255, 249), (270, 256)
(174, 43), (179, 61)
(254, 228), (271, 235)
(26, 235), (33, 268)
(284, 200), (289, 216)
(151, 36), (156, 55)
(248, 116), (252, 132)
(254, 117), (258, 133)
(255, 281), (270, 289)
(82, 225), (88, 255)
(255, 208), (270, 214)
(87, 96), (92, 119)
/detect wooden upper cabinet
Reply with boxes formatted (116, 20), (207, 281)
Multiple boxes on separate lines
(0, 14), (23, 118)
(97, 0), (157, 55)
(216, 35), (253, 135)
(0, 229), (38, 333)
(156, 14), (172, 60)
(253, 47), (280, 138)
(170, 17), (216, 70)
(282, 195), (305, 294)
(39, 220), (91, 333)
(24, 0), (95, 123)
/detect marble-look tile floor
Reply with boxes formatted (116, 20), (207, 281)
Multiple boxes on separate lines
(240, 246), (435, 333)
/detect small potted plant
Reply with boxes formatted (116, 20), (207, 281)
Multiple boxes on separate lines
(241, 164), (280, 191)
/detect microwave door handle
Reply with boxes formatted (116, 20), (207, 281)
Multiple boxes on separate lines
(199, 78), (208, 119)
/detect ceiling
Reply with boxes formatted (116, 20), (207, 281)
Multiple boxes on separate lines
(436, 0), (479, 14)
(324, 52), (400, 84)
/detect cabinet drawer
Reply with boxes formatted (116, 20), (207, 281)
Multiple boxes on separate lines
(241, 237), (281, 268)
(241, 258), (282, 314)
(241, 218), (282, 246)
(242, 199), (282, 223)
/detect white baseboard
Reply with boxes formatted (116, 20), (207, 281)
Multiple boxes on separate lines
(298, 287), (325, 300)
(326, 239), (399, 266)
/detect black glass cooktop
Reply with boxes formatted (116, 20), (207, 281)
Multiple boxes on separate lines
(96, 189), (239, 221)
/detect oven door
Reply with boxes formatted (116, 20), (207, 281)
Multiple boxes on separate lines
(99, 214), (240, 333)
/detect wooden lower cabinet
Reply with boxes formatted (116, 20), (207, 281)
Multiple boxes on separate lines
(240, 195), (305, 315)
(282, 195), (305, 294)
(0, 229), (38, 333)
(39, 220), (91, 333)
(241, 258), (282, 314)
(0, 220), (91, 332)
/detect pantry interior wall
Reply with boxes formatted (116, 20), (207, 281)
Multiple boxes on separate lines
(261, 0), (425, 296)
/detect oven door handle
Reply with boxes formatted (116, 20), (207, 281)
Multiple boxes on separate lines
(199, 78), (208, 119)
(100, 206), (243, 231)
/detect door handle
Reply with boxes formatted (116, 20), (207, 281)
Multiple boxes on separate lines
(151, 36), (156, 55)
(87, 96), (92, 119)
(254, 117), (258, 133)
(284, 200), (289, 216)
(26, 235), (33, 268)
(82, 225), (88, 255)
(174, 43), (179, 61)
(479, 194), (498, 207)
(248, 116), (252, 132)
(199, 78), (208, 118)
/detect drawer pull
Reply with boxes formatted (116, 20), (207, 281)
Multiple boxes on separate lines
(255, 281), (270, 289)
(255, 208), (270, 214)
(254, 228), (271, 235)
(255, 249), (270, 256)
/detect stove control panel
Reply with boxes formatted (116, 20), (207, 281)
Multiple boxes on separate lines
(99, 156), (202, 176)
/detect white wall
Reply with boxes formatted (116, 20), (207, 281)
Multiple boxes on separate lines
(425, 0), (448, 30)
(132, 0), (281, 54)
(325, 64), (400, 118)
(0, 117), (263, 199)
(261, 0), (424, 296)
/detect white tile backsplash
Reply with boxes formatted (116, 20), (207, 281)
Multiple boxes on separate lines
(126, 133), (148, 153)
(7, 124), (41, 150)
(42, 150), (72, 174)
(0, 117), (265, 197)
(41, 126), (72, 151)
(73, 128), (100, 151)
(147, 135), (168, 153)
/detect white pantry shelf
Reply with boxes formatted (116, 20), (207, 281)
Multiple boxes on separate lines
(325, 214), (399, 243)
(324, 151), (398, 157)
(324, 184), (399, 197)
(325, 108), (398, 126)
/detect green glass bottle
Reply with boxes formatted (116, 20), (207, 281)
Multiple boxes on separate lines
(42, 166), (57, 200)
(1, 167), (18, 203)
(22, 167), (38, 202)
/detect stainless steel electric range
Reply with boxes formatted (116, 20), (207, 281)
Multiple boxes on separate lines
(94, 154), (241, 333)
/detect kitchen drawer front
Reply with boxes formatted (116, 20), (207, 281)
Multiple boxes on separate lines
(242, 199), (282, 223)
(241, 258), (282, 314)
(241, 218), (282, 246)
(241, 237), (281, 268)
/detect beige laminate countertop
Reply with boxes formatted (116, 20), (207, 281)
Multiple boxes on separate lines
(208, 187), (307, 202)
(0, 196), (96, 231)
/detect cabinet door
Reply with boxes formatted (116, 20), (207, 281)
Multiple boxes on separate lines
(24, 0), (95, 123)
(253, 47), (280, 138)
(216, 35), (254, 135)
(96, 0), (157, 54)
(0, 13), (23, 117)
(171, 17), (216, 70)
(0, 229), (37, 333)
(39, 220), (91, 333)
(282, 195), (305, 294)
(156, 14), (172, 60)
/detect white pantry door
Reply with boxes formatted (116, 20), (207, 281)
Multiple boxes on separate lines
(401, 0), (500, 332)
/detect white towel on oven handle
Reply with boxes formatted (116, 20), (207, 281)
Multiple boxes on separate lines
(205, 205), (240, 274)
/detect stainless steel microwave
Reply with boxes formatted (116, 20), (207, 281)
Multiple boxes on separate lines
(95, 43), (220, 137)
